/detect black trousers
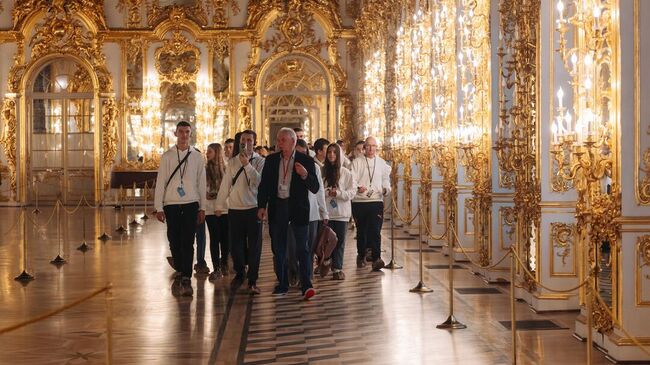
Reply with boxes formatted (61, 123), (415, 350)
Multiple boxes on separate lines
(228, 208), (262, 284)
(205, 214), (229, 269)
(163, 202), (199, 278)
(352, 201), (384, 261)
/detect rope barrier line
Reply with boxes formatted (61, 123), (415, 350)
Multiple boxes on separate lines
(449, 224), (510, 270)
(510, 247), (590, 294)
(416, 206), (448, 241)
(0, 284), (112, 335)
(591, 283), (650, 357)
(58, 196), (85, 215)
(389, 196), (420, 225)
(25, 202), (60, 230)
(82, 196), (99, 209)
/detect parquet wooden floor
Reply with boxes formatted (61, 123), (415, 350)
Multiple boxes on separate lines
(0, 206), (610, 364)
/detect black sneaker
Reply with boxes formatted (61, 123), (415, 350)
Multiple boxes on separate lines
(319, 259), (331, 278)
(194, 262), (210, 274)
(365, 249), (373, 262)
(333, 271), (346, 280)
(171, 277), (182, 296)
(272, 286), (288, 296)
(372, 258), (385, 271)
(180, 278), (193, 296)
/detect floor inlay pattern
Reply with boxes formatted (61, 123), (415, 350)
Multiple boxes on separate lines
(0, 207), (611, 364)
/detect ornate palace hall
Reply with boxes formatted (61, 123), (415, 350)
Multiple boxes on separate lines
(0, 0), (649, 364)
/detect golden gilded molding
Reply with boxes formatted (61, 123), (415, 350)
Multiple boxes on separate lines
(116, 0), (144, 28)
(550, 222), (576, 277)
(499, 207), (516, 250)
(102, 98), (119, 190)
(637, 235), (650, 306)
(247, 0), (341, 31)
(237, 96), (252, 131)
(209, 0), (241, 28)
(147, 3), (208, 29)
(262, 9), (325, 55)
(12, 0), (107, 31)
(0, 98), (17, 197)
(154, 30), (200, 85)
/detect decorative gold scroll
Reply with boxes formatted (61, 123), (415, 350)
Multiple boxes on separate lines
(154, 30), (200, 85)
(12, 0), (107, 31)
(550, 222), (577, 276)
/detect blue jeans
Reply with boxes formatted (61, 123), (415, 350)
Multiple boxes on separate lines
(195, 221), (207, 266)
(328, 220), (347, 270)
(270, 199), (312, 293)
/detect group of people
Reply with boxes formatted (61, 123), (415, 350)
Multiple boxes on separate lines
(154, 121), (392, 301)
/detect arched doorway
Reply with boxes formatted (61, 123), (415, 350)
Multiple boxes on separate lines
(26, 58), (96, 204)
(260, 55), (330, 146)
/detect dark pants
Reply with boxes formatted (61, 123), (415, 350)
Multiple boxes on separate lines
(329, 220), (348, 270)
(163, 202), (199, 278)
(206, 214), (229, 269)
(352, 202), (384, 261)
(270, 199), (312, 293)
(228, 208), (262, 284)
(288, 220), (320, 281)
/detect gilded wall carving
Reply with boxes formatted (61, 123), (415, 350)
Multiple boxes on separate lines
(155, 31), (200, 85)
(102, 98), (119, 190)
(116, 0), (144, 28)
(147, 2), (208, 28)
(637, 235), (650, 306)
(550, 222), (576, 276)
(13, 0), (107, 30)
(0, 99), (17, 197)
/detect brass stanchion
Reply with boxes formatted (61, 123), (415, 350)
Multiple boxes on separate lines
(114, 185), (123, 210)
(50, 203), (66, 266)
(141, 182), (149, 220)
(436, 223), (466, 329)
(77, 201), (90, 252)
(509, 248), (517, 364)
(586, 273), (593, 365)
(114, 193), (126, 233)
(105, 285), (113, 365)
(384, 199), (403, 270)
(32, 182), (40, 215)
(15, 208), (34, 283)
(128, 182), (140, 226)
(410, 209), (432, 293)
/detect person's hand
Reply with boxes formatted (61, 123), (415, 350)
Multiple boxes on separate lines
(328, 187), (337, 197)
(239, 151), (249, 166)
(382, 188), (387, 196)
(257, 208), (266, 221)
(156, 211), (166, 223)
(358, 186), (367, 193)
(294, 162), (308, 179)
(215, 210), (222, 217)
(323, 219), (329, 225)
(197, 210), (205, 225)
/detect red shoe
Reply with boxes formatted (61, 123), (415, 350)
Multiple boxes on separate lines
(303, 287), (316, 300)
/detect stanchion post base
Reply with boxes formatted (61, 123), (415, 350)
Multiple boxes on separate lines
(50, 255), (67, 266)
(410, 281), (433, 293)
(32, 208), (40, 215)
(14, 270), (35, 282)
(384, 259), (403, 270)
(114, 205), (122, 210)
(436, 315), (467, 330)
(128, 219), (140, 226)
(98, 232), (111, 241)
(115, 225), (126, 233)
(77, 242), (91, 252)
(141, 214), (149, 220)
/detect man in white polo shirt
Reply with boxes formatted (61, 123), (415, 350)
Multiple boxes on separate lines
(155, 121), (207, 297)
(351, 136), (391, 271)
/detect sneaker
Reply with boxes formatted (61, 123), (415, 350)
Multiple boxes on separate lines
(180, 278), (193, 296)
(171, 277), (182, 296)
(230, 275), (244, 290)
(372, 258), (385, 271)
(356, 256), (367, 268)
(303, 287), (316, 300)
(314, 265), (321, 275)
(249, 283), (261, 295)
(166, 256), (176, 270)
(208, 269), (222, 282)
(319, 259), (331, 278)
(333, 271), (346, 280)
(272, 286), (288, 296)
(194, 262), (210, 274)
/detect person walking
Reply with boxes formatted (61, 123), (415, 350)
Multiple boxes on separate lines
(215, 130), (265, 294)
(351, 136), (392, 271)
(321, 143), (356, 279)
(155, 121), (207, 297)
(257, 128), (320, 299)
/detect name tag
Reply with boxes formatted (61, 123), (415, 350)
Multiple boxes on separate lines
(330, 199), (338, 208)
(177, 186), (186, 197)
(279, 184), (288, 193)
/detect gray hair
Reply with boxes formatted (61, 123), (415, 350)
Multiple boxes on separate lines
(277, 127), (297, 142)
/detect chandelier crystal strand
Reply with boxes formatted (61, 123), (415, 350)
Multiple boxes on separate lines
(195, 75), (217, 151)
(362, 49), (386, 146)
(139, 74), (162, 164)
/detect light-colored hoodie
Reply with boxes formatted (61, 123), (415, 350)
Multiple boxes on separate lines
(322, 147), (356, 221)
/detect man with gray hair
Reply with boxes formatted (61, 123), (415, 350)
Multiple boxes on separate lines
(258, 127), (320, 299)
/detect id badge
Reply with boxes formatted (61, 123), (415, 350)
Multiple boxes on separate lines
(330, 199), (338, 208)
(177, 186), (186, 197)
(366, 189), (374, 198)
(279, 184), (288, 193)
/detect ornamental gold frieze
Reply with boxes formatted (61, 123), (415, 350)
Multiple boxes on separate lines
(247, 0), (341, 31)
(148, 3), (208, 28)
(637, 235), (650, 305)
(102, 98), (119, 190)
(116, 0), (143, 28)
(355, 0), (400, 50)
(262, 9), (325, 55)
(154, 30), (200, 85)
(13, 0), (107, 31)
(0, 99), (17, 197)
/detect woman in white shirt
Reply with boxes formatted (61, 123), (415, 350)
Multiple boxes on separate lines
(202, 143), (229, 281)
(322, 143), (356, 280)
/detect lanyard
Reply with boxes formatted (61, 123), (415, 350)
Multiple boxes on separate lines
(176, 147), (189, 186)
(365, 157), (376, 185)
(281, 153), (293, 184)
